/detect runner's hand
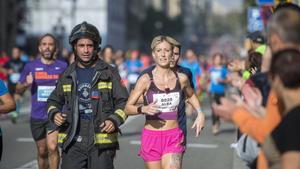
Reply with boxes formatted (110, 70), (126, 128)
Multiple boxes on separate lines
(141, 100), (160, 115)
(100, 120), (115, 133)
(26, 72), (34, 85)
(191, 112), (205, 137)
(54, 112), (66, 126)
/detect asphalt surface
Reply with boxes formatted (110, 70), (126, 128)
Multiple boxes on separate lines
(0, 96), (248, 169)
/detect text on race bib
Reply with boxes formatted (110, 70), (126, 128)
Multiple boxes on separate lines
(152, 92), (180, 113)
(37, 86), (56, 102)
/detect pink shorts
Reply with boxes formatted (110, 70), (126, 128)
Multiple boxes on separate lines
(138, 127), (185, 162)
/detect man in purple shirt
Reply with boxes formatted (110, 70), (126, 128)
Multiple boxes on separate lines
(17, 34), (67, 169)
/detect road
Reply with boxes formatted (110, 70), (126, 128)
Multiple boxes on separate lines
(0, 98), (247, 169)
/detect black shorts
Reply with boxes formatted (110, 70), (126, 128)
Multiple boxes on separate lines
(30, 118), (57, 141)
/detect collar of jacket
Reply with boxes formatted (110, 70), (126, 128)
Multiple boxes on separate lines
(63, 59), (110, 78)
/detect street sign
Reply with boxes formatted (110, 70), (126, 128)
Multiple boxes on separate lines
(247, 7), (264, 32)
(256, 0), (275, 5)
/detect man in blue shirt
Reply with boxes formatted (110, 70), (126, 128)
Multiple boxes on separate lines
(0, 79), (16, 161)
(0, 80), (16, 113)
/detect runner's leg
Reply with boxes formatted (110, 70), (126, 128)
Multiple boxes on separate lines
(30, 119), (49, 169)
(47, 130), (59, 169)
(145, 161), (162, 169)
(36, 138), (49, 169)
(162, 153), (183, 169)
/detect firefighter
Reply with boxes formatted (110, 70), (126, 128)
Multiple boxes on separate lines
(47, 21), (128, 169)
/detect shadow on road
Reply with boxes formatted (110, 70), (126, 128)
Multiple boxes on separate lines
(216, 128), (236, 135)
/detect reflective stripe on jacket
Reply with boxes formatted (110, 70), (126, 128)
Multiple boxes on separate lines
(47, 59), (129, 151)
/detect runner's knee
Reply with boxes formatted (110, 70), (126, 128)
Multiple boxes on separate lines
(37, 145), (48, 158)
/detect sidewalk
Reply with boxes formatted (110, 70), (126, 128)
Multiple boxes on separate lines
(233, 150), (249, 169)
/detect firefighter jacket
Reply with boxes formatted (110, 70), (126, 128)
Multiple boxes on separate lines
(47, 59), (128, 151)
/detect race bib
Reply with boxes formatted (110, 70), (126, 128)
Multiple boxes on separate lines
(9, 73), (21, 83)
(152, 92), (180, 113)
(211, 71), (222, 84)
(37, 86), (56, 102)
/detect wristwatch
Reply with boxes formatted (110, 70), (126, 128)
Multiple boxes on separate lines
(137, 105), (143, 114)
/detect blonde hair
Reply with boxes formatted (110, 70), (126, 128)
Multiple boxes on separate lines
(151, 35), (178, 50)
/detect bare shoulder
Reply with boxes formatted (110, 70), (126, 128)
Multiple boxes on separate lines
(177, 72), (189, 86)
(135, 74), (151, 90)
(137, 74), (151, 84)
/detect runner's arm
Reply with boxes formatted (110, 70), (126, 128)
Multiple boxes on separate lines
(16, 63), (31, 94)
(125, 75), (149, 115)
(181, 73), (203, 111)
(0, 80), (16, 113)
(135, 66), (155, 105)
(180, 73), (205, 136)
(16, 82), (30, 94)
(0, 93), (16, 114)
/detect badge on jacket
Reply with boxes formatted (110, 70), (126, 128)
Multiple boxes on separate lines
(91, 90), (100, 99)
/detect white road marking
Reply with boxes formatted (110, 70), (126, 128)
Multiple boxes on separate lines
(16, 138), (34, 142)
(130, 140), (218, 149)
(187, 143), (218, 149)
(130, 140), (141, 145)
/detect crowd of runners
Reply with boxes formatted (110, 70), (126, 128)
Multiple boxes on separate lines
(0, 2), (299, 169)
